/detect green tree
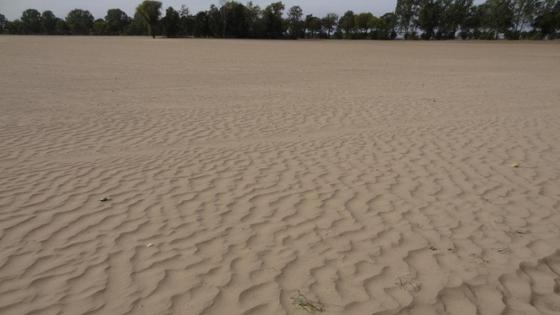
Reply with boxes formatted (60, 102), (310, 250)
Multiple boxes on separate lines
(305, 14), (321, 38)
(0, 13), (7, 33)
(125, 12), (148, 35)
(136, 0), (162, 38)
(66, 9), (94, 35)
(338, 11), (356, 38)
(287, 6), (304, 39)
(92, 19), (107, 35)
(511, 0), (539, 33)
(454, 0), (474, 34)
(533, 0), (560, 37)
(162, 6), (181, 37)
(262, 2), (285, 38)
(461, 4), (484, 38)
(395, 0), (416, 34)
(322, 13), (338, 37)
(355, 12), (375, 37)
(7, 20), (24, 34)
(21, 9), (42, 34)
(178, 5), (194, 36)
(376, 12), (398, 39)
(224, 1), (251, 38)
(41, 11), (58, 34)
(193, 11), (210, 37)
(438, 0), (473, 38)
(416, 0), (443, 38)
(105, 9), (130, 35)
(481, 0), (514, 38)
(246, 2), (264, 37)
(220, 0), (227, 38)
(55, 18), (69, 35)
(207, 5), (224, 37)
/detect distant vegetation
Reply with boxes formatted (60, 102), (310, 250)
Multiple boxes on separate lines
(1, 0), (559, 39)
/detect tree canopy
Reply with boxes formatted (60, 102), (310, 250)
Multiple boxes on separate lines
(21, 9), (42, 34)
(105, 9), (131, 35)
(66, 9), (94, 35)
(136, 0), (162, 38)
(0, 13), (6, 33)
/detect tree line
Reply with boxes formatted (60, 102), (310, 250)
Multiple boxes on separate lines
(0, 0), (559, 39)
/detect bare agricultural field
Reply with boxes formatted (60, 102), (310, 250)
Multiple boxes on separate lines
(1, 36), (560, 315)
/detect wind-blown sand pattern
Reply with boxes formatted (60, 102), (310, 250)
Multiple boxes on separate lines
(1, 37), (560, 315)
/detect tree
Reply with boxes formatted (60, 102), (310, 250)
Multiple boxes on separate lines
(162, 6), (180, 37)
(0, 13), (7, 34)
(178, 5), (194, 36)
(136, 0), (162, 38)
(376, 13), (398, 39)
(125, 12), (148, 35)
(208, 5), (224, 37)
(355, 12), (375, 37)
(219, 0), (227, 38)
(480, 0), (514, 38)
(287, 6), (304, 39)
(395, 0), (416, 34)
(105, 9), (130, 35)
(511, 0), (539, 33)
(246, 2), (264, 37)
(92, 19), (107, 35)
(461, 4), (484, 38)
(66, 9), (94, 35)
(305, 14), (321, 38)
(438, 0), (473, 39)
(453, 0), (474, 35)
(338, 11), (356, 38)
(262, 2), (285, 38)
(193, 11), (210, 37)
(55, 18), (69, 35)
(416, 0), (443, 39)
(21, 9), (42, 34)
(533, 0), (560, 38)
(322, 13), (338, 37)
(224, 1), (251, 38)
(41, 11), (58, 34)
(7, 20), (24, 34)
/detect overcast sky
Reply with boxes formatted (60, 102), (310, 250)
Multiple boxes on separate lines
(0, 0), (397, 20)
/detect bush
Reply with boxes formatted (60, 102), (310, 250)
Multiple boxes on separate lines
(478, 31), (496, 39)
(404, 31), (418, 39)
(504, 30), (520, 39)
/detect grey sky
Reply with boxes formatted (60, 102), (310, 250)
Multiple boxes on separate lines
(0, 0), (397, 20)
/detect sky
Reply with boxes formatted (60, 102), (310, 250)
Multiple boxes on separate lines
(0, 0), (397, 20)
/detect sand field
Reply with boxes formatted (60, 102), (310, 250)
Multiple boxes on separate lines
(1, 36), (560, 314)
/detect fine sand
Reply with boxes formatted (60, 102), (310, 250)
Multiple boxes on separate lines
(1, 36), (560, 315)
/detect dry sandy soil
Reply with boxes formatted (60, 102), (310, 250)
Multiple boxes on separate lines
(1, 36), (560, 315)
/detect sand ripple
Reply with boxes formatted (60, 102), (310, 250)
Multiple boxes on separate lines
(1, 37), (560, 314)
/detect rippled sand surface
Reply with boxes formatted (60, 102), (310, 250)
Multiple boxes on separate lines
(1, 37), (560, 314)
